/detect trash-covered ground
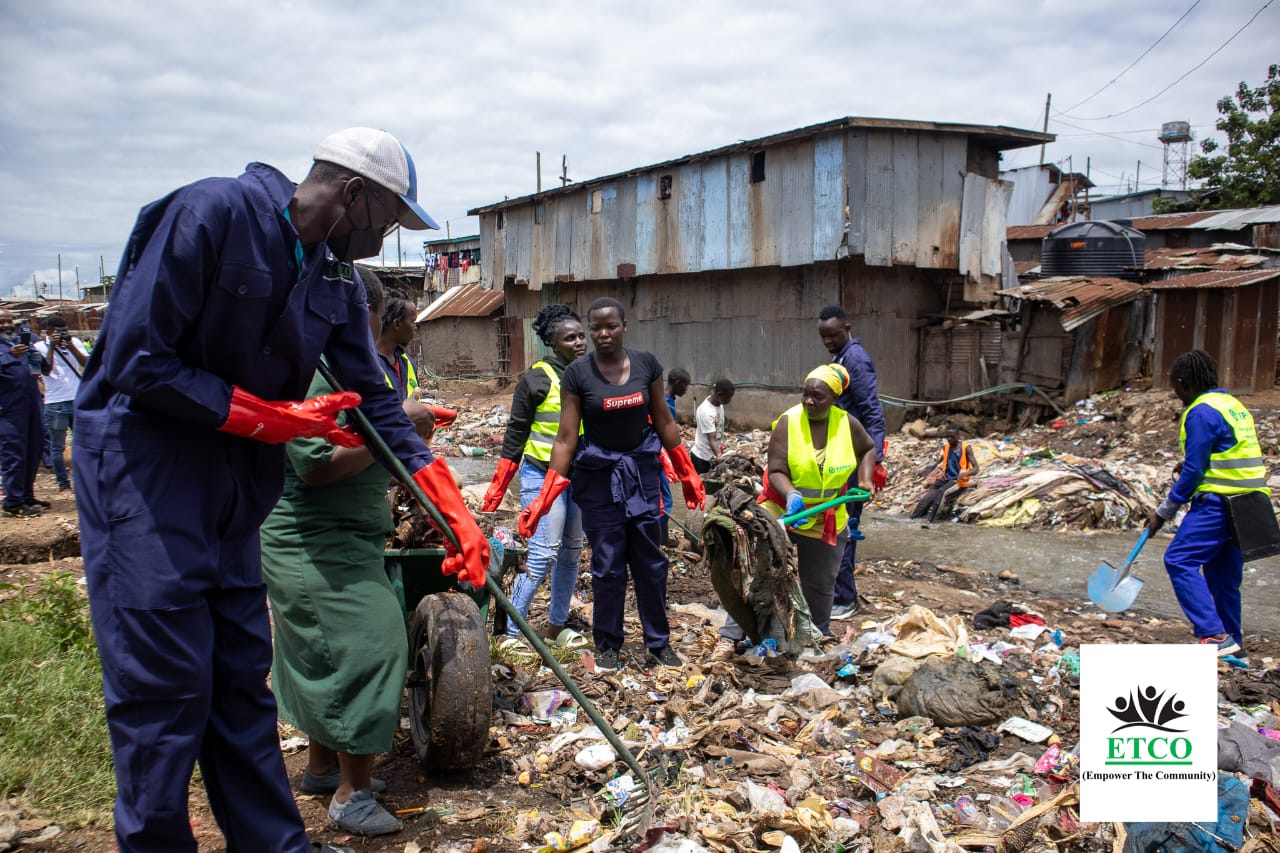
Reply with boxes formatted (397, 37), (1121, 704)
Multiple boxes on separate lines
(5, 383), (1280, 852)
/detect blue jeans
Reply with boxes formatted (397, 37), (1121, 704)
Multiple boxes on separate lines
(507, 461), (584, 636)
(44, 401), (73, 489)
(1163, 493), (1243, 648)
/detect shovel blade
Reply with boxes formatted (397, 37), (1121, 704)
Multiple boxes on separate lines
(1096, 575), (1145, 613)
(1087, 561), (1121, 605)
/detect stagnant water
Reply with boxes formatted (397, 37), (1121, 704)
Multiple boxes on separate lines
(448, 454), (1279, 637)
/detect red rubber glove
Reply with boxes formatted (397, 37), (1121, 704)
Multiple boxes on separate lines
(411, 458), (490, 588)
(872, 462), (888, 493)
(481, 458), (519, 512)
(660, 449), (677, 482)
(667, 445), (705, 510)
(427, 405), (457, 430)
(219, 387), (363, 447)
(518, 469), (571, 539)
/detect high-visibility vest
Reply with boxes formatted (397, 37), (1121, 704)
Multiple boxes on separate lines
(762, 404), (859, 536)
(1179, 392), (1270, 497)
(522, 361), (562, 463)
(381, 351), (419, 400)
(939, 441), (974, 488)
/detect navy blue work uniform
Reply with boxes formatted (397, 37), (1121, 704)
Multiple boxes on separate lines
(562, 349), (671, 654)
(830, 337), (886, 607)
(0, 336), (44, 511)
(74, 163), (432, 853)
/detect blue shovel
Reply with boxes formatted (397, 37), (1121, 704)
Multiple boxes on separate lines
(1087, 528), (1149, 613)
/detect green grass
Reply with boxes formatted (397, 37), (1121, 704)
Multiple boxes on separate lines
(0, 572), (116, 825)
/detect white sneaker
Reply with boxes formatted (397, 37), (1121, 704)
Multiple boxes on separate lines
(830, 602), (860, 621)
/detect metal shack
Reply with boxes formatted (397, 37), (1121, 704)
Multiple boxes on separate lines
(468, 116), (1049, 427)
(414, 283), (506, 378)
(1145, 269), (1280, 394)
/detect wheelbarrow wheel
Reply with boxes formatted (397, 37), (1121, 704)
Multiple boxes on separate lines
(408, 593), (492, 773)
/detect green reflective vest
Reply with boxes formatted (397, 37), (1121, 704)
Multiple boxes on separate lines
(764, 404), (859, 535)
(1179, 392), (1270, 496)
(522, 361), (562, 463)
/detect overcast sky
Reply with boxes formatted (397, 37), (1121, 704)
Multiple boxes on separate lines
(1, 0), (1276, 298)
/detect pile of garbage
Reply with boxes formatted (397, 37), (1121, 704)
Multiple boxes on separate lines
(482, 589), (1280, 852)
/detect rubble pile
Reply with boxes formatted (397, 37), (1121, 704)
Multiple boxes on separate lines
(482, 578), (1280, 852)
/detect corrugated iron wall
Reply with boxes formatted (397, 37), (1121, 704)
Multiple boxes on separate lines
(1152, 283), (1279, 393)
(480, 129), (1005, 294)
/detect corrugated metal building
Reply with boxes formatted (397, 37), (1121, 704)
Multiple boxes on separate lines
(1146, 269), (1280, 394)
(424, 235), (481, 295)
(469, 116), (1049, 426)
(1000, 163), (1093, 226)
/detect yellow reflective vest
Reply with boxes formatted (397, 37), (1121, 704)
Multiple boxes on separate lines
(1179, 392), (1270, 496)
(522, 361), (562, 464)
(763, 404), (859, 537)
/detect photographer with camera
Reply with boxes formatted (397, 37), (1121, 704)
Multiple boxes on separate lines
(0, 308), (48, 517)
(34, 316), (87, 492)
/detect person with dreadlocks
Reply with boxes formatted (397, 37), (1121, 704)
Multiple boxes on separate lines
(376, 293), (421, 399)
(482, 304), (589, 642)
(1146, 349), (1269, 660)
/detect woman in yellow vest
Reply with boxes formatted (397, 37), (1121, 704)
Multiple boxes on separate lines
(482, 304), (588, 642)
(1146, 350), (1269, 660)
(714, 364), (876, 658)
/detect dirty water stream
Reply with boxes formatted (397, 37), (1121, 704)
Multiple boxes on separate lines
(448, 454), (1279, 638)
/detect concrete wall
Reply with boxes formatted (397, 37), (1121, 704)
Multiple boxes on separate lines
(418, 317), (502, 378)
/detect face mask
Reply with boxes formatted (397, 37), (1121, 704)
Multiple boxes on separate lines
(324, 185), (386, 262)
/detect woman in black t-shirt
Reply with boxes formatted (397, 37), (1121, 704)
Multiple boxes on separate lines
(518, 297), (704, 670)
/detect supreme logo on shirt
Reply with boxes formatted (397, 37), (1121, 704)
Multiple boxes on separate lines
(603, 391), (645, 411)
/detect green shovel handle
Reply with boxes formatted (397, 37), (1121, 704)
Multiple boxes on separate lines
(779, 488), (871, 526)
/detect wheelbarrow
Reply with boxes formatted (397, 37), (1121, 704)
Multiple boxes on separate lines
(383, 543), (524, 773)
(321, 359), (658, 841)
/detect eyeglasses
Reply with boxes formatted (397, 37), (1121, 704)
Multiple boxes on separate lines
(366, 186), (400, 238)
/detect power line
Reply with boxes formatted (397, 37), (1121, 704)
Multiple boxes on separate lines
(1060, 0), (1276, 121)
(1052, 117), (1167, 150)
(1055, 0), (1201, 115)
(1053, 123), (1212, 138)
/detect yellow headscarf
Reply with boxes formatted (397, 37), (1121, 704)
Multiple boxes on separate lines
(805, 364), (849, 396)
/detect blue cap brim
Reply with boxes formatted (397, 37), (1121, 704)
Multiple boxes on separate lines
(397, 144), (439, 230)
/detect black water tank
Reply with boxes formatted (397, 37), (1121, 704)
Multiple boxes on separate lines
(1041, 220), (1145, 280)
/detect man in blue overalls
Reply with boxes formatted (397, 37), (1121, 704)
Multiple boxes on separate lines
(74, 128), (490, 853)
(0, 309), (47, 516)
(1146, 349), (1269, 662)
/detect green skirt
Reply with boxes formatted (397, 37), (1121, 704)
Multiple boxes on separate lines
(261, 522), (407, 754)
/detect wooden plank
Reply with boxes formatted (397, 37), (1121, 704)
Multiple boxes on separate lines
(779, 141), (814, 267)
(845, 130), (868, 256)
(508, 207), (533, 286)
(812, 132), (845, 263)
(891, 131), (918, 266)
(701, 159), (730, 271)
(727, 154), (752, 269)
(936, 136), (967, 269)
(479, 213), (498, 288)
(635, 172), (658, 276)
(676, 163), (703, 274)
(756, 150), (781, 267)
(863, 131), (894, 267)
(914, 133), (945, 269)
(588, 184), (618, 281)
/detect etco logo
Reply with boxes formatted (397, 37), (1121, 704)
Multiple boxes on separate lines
(1104, 685), (1192, 766)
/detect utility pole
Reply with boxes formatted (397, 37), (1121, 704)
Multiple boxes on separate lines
(1135, 161), (1141, 191)
(58, 253), (63, 301)
(536, 151), (542, 193)
(397, 228), (402, 267)
(1085, 157), (1091, 219)
(1039, 92), (1051, 165)
(560, 155), (571, 187)
(75, 265), (80, 300)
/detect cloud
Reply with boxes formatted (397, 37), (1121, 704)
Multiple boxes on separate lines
(1, 0), (1276, 294)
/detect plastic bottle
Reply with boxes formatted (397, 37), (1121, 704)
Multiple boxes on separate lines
(955, 795), (982, 826)
(457, 445), (487, 457)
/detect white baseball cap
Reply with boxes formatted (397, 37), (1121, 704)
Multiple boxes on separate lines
(313, 127), (439, 230)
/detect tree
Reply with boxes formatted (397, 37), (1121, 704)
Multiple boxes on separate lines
(1186, 63), (1280, 209)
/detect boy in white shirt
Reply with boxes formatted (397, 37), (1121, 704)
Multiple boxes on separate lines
(34, 316), (87, 491)
(691, 378), (734, 475)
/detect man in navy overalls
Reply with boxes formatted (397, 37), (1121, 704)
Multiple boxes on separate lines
(74, 128), (489, 853)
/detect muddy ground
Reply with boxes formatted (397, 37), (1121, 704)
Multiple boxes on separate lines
(3, 384), (1279, 852)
